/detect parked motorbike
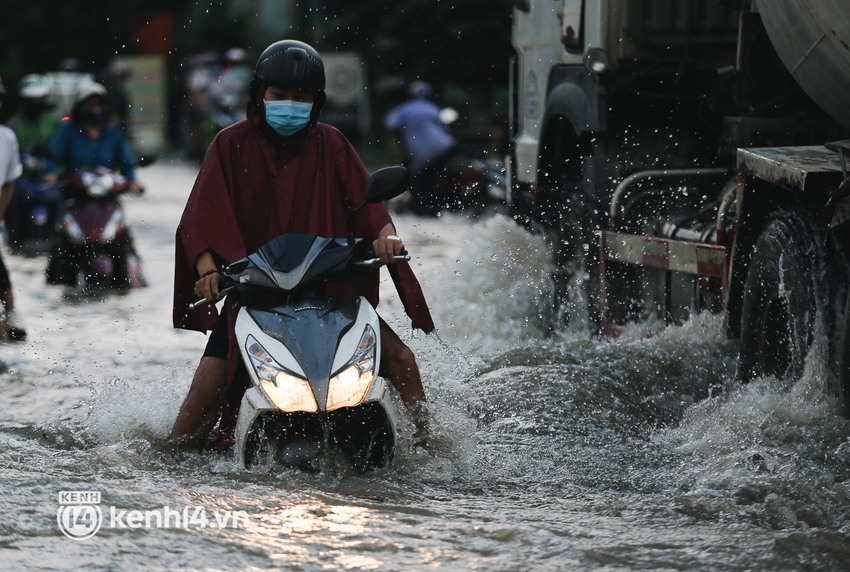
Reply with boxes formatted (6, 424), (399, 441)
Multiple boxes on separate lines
(203, 91), (244, 150)
(192, 166), (412, 472)
(410, 152), (507, 216)
(4, 145), (62, 254)
(46, 167), (146, 293)
(467, 157), (508, 206)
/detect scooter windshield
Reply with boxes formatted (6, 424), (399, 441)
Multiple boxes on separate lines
(247, 234), (360, 292)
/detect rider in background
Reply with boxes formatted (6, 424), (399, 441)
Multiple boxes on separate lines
(216, 48), (252, 102)
(204, 48), (253, 145)
(0, 81), (27, 340)
(183, 52), (219, 160)
(383, 80), (458, 214)
(6, 75), (62, 252)
(7, 74), (61, 153)
(44, 83), (142, 286)
(45, 83), (140, 192)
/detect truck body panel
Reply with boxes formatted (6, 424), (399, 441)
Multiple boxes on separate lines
(509, 0), (850, 400)
(757, 0), (850, 129)
(511, 0), (569, 184)
(737, 146), (846, 193)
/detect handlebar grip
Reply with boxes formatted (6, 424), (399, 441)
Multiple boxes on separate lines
(352, 254), (411, 268)
(188, 286), (234, 310)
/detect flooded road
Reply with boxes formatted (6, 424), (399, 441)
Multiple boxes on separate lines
(2, 160), (850, 570)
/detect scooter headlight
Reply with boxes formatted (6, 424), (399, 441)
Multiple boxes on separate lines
(62, 213), (85, 244)
(100, 209), (125, 243)
(326, 325), (376, 411)
(82, 171), (115, 198)
(247, 336), (318, 413)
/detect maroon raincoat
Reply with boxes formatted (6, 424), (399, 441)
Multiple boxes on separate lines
(173, 99), (434, 391)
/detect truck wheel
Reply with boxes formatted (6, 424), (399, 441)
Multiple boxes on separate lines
(836, 291), (850, 417)
(739, 210), (823, 383)
(551, 190), (601, 331)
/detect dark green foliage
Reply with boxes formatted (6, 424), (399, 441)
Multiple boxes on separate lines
(0, 0), (513, 135)
(172, 1), (252, 58)
(313, 0), (513, 108)
(0, 0), (160, 75)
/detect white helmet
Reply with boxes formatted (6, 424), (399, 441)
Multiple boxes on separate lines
(74, 82), (108, 105)
(19, 74), (51, 99)
(224, 47), (248, 64)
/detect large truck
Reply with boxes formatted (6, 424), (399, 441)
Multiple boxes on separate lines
(508, 0), (850, 405)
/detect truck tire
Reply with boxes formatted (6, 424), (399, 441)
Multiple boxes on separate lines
(739, 210), (823, 383)
(836, 291), (850, 417)
(551, 189), (601, 331)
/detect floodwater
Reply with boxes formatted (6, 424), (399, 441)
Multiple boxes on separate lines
(2, 160), (850, 571)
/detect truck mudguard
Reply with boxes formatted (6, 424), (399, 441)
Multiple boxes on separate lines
(542, 65), (606, 135)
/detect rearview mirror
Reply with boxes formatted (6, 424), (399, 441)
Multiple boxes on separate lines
(364, 166), (410, 204)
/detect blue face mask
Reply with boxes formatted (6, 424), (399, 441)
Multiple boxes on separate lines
(264, 100), (313, 136)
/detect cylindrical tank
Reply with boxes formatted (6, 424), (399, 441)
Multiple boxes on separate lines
(756, 0), (850, 129)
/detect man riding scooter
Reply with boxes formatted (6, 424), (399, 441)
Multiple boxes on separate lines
(170, 40), (434, 451)
(8, 74), (62, 153)
(44, 83), (144, 288)
(383, 81), (459, 214)
(6, 74), (63, 252)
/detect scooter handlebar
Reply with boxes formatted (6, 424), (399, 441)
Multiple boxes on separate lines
(352, 253), (411, 268)
(187, 249), (411, 309)
(188, 285), (235, 310)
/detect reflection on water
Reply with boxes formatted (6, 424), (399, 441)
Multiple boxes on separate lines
(1, 161), (849, 570)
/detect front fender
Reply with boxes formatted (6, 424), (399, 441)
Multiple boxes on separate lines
(544, 83), (594, 134)
(542, 65), (606, 135)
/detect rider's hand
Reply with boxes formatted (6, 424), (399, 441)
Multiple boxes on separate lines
(194, 269), (222, 302)
(373, 234), (404, 265)
(43, 173), (58, 186)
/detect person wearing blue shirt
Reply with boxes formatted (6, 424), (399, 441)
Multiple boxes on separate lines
(383, 81), (458, 214)
(44, 83), (143, 288)
(45, 83), (140, 192)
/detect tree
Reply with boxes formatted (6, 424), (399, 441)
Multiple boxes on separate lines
(313, 0), (513, 109)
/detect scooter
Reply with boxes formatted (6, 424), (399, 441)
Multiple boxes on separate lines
(203, 91), (244, 150)
(192, 167), (412, 472)
(4, 146), (62, 254)
(46, 167), (146, 293)
(410, 152), (507, 216)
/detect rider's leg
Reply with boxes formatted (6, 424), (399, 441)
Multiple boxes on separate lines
(171, 308), (230, 450)
(378, 317), (426, 406)
(170, 356), (228, 449)
(378, 317), (428, 445)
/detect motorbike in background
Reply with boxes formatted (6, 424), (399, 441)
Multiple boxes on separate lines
(46, 167), (146, 293)
(203, 91), (245, 150)
(409, 151), (507, 216)
(405, 108), (507, 216)
(4, 145), (62, 254)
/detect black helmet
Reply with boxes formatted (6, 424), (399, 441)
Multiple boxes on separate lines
(254, 40), (325, 92)
(251, 40), (327, 131)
